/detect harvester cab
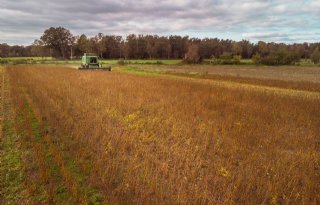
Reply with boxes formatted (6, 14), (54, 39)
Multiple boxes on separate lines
(79, 53), (111, 71)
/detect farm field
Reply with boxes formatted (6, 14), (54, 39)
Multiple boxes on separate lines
(126, 64), (320, 83)
(0, 57), (182, 66)
(0, 64), (320, 204)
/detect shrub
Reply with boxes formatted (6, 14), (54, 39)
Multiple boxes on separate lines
(252, 53), (261, 65)
(233, 55), (241, 64)
(0, 59), (9, 64)
(219, 52), (233, 64)
(261, 50), (300, 65)
(219, 52), (242, 65)
(311, 48), (320, 64)
(118, 58), (127, 65)
(209, 56), (220, 65)
(12, 59), (28, 65)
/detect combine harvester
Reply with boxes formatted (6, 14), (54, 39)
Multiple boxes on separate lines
(78, 53), (111, 71)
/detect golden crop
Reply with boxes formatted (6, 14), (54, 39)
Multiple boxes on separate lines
(7, 65), (320, 204)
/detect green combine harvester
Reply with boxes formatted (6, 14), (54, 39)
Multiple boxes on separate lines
(78, 53), (111, 71)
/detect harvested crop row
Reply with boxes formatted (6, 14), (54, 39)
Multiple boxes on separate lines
(9, 69), (105, 204)
(0, 66), (104, 204)
(7, 65), (320, 205)
(0, 67), (30, 204)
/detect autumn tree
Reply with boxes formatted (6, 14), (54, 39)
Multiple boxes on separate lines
(3, 26), (320, 63)
(239, 40), (253, 58)
(146, 35), (156, 59)
(126, 34), (137, 59)
(40, 27), (74, 59)
(0, 44), (10, 57)
(104, 35), (122, 58)
(184, 41), (202, 63)
(76, 34), (90, 54)
(257, 41), (268, 57)
(31, 40), (49, 57)
(232, 42), (241, 55)
(154, 37), (168, 59)
(94, 33), (107, 58)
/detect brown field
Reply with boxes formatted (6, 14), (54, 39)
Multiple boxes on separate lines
(131, 64), (320, 83)
(1, 64), (320, 204)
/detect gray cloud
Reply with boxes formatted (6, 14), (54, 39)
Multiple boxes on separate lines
(0, 0), (319, 45)
(242, 31), (320, 43)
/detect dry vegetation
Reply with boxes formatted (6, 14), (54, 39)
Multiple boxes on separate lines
(131, 64), (320, 83)
(3, 65), (320, 204)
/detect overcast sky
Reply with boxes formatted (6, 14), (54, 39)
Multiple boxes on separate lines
(1, 0), (319, 45)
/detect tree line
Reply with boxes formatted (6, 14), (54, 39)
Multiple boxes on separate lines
(1, 27), (320, 65)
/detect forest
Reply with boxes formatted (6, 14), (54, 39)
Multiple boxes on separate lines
(1, 27), (320, 65)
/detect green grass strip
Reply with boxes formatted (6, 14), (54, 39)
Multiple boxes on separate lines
(23, 101), (72, 204)
(25, 101), (105, 204)
(0, 118), (26, 203)
(0, 69), (26, 204)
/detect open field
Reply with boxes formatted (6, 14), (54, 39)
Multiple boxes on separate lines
(1, 64), (320, 204)
(126, 64), (320, 83)
(0, 57), (182, 66)
(1, 57), (319, 67)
